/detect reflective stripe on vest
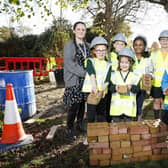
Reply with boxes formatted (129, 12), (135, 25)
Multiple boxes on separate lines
(82, 58), (110, 92)
(110, 71), (139, 117)
(108, 52), (118, 71)
(151, 50), (168, 87)
(133, 57), (151, 75)
(133, 57), (153, 88)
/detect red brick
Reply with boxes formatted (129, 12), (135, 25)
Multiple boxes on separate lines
(111, 160), (121, 165)
(152, 149), (161, 155)
(131, 156), (149, 162)
(133, 150), (152, 157)
(152, 142), (168, 149)
(129, 125), (149, 134)
(151, 137), (158, 144)
(112, 154), (122, 161)
(91, 148), (102, 154)
(138, 156), (149, 161)
(102, 148), (111, 154)
(149, 127), (159, 134)
(150, 154), (168, 160)
(159, 122), (167, 131)
(133, 146), (142, 153)
(132, 140), (151, 146)
(89, 142), (109, 149)
(87, 136), (97, 143)
(109, 134), (130, 141)
(90, 153), (111, 160)
(98, 135), (109, 142)
(151, 131), (168, 138)
(131, 134), (140, 141)
(118, 122), (128, 134)
(89, 160), (99, 166)
(87, 122), (109, 128)
(112, 147), (133, 155)
(109, 123), (119, 134)
(99, 160), (110, 166)
(161, 148), (168, 154)
(141, 133), (151, 140)
(121, 140), (131, 148)
(121, 147), (133, 154)
(143, 145), (152, 151)
(87, 127), (109, 136)
(110, 141), (120, 149)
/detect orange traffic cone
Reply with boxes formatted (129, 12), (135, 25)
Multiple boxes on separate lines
(0, 84), (27, 144)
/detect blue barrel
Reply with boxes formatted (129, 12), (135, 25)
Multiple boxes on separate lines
(0, 70), (36, 120)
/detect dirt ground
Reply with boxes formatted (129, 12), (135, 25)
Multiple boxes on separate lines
(0, 82), (167, 168)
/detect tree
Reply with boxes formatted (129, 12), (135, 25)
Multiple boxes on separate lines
(71, 1), (145, 42)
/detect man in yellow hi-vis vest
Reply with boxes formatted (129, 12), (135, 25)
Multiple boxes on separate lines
(151, 30), (168, 119)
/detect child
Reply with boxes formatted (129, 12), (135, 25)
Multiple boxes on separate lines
(82, 36), (111, 122)
(107, 33), (127, 71)
(151, 30), (168, 119)
(133, 36), (153, 121)
(161, 69), (168, 124)
(106, 33), (127, 122)
(110, 48), (140, 122)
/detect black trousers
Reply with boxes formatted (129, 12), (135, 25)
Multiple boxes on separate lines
(106, 90), (112, 122)
(67, 101), (85, 129)
(136, 90), (146, 116)
(87, 96), (107, 122)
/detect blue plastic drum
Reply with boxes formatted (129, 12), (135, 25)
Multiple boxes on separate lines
(0, 70), (36, 120)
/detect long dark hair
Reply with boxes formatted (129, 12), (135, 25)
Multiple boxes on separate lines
(133, 36), (149, 58)
(72, 21), (87, 58)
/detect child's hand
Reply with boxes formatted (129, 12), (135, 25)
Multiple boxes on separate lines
(102, 91), (106, 98)
(127, 85), (131, 91)
(92, 86), (98, 94)
(164, 88), (168, 95)
(116, 85), (119, 92)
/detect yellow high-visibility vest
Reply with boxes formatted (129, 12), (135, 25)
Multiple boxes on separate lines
(151, 50), (168, 87)
(163, 69), (168, 105)
(133, 57), (153, 88)
(46, 57), (57, 71)
(82, 58), (111, 93)
(107, 51), (118, 71)
(110, 71), (140, 117)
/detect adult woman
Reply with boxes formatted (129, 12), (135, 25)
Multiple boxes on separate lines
(133, 36), (153, 121)
(63, 21), (90, 140)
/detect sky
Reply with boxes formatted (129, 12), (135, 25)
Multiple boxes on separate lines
(0, 1), (168, 47)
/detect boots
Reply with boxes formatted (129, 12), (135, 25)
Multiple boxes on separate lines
(66, 127), (76, 140)
(161, 110), (168, 125)
(76, 121), (86, 132)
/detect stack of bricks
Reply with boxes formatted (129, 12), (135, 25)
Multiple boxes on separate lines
(87, 120), (168, 166)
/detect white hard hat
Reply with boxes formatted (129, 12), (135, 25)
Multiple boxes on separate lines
(159, 30), (168, 39)
(118, 48), (135, 61)
(90, 36), (108, 49)
(113, 33), (127, 44)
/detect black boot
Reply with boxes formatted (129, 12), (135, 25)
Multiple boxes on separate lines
(76, 121), (86, 132)
(66, 127), (76, 140)
(161, 110), (168, 125)
(154, 110), (160, 119)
